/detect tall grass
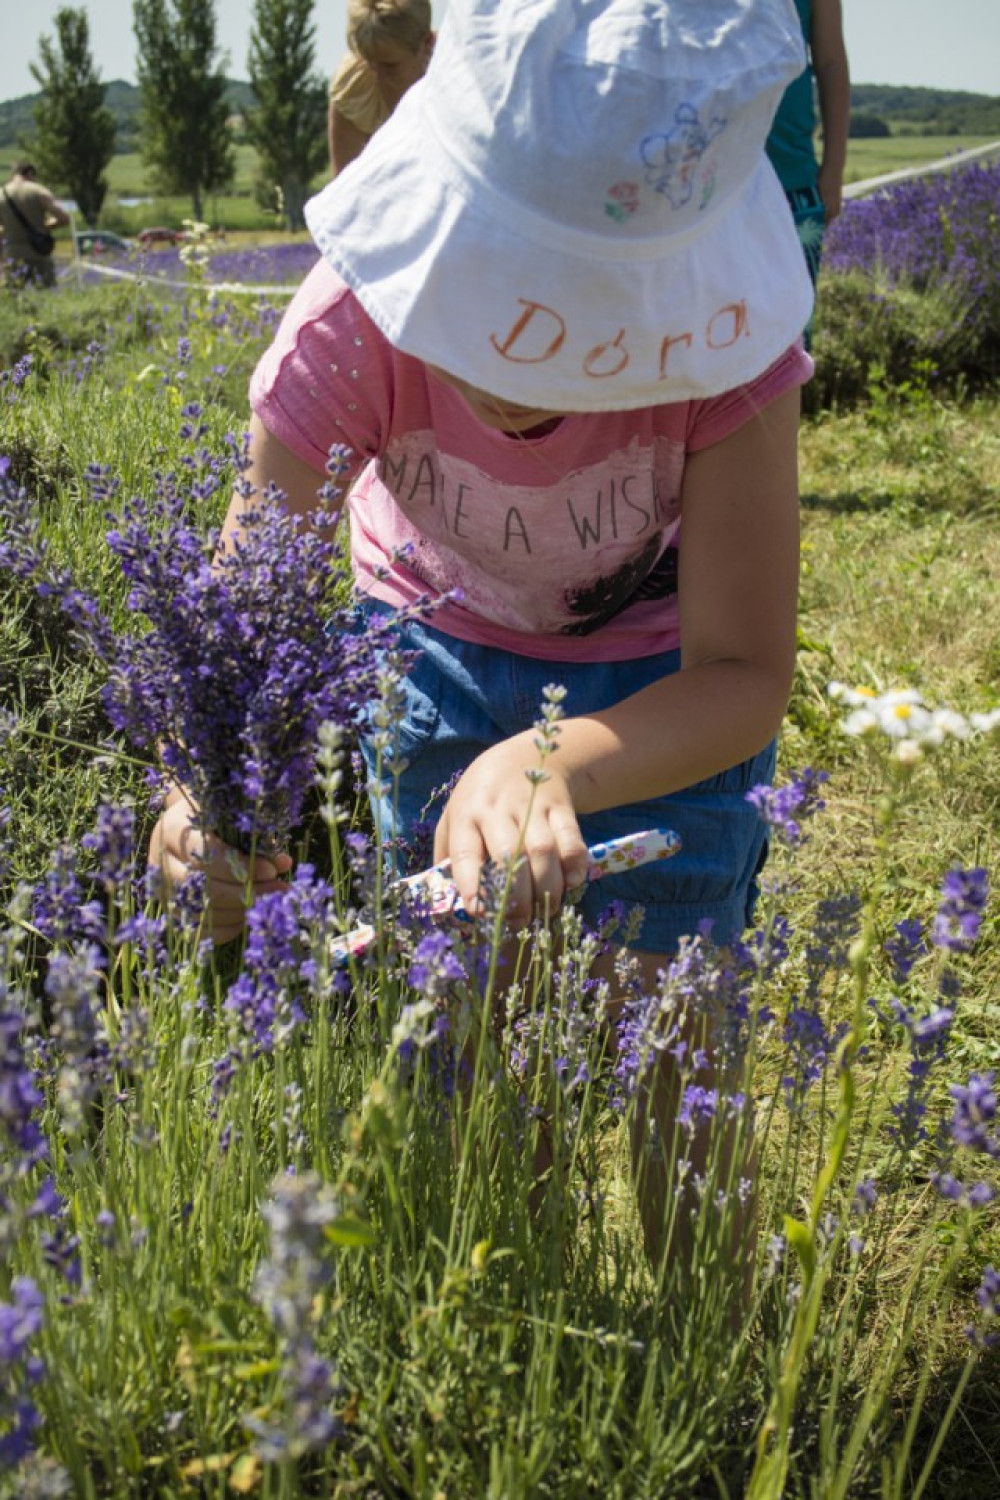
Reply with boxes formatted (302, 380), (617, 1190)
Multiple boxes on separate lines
(1, 228), (999, 1497)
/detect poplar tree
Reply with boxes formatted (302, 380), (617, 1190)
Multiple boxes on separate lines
(244, 0), (328, 232)
(133, 0), (234, 222)
(30, 9), (116, 227)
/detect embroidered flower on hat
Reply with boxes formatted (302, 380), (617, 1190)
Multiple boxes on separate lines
(605, 182), (640, 223)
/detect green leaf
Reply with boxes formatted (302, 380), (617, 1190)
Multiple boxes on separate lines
(783, 1214), (817, 1280)
(324, 1215), (377, 1250)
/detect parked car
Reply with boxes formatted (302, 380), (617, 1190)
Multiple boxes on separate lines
(136, 226), (185, 247)
(75, 229), (133, 255)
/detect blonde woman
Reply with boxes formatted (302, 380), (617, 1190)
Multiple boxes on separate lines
(328, 0), (435, 175)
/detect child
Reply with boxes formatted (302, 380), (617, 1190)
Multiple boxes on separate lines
(151, 0), (814, 1259)
(327, 0), (435, 176)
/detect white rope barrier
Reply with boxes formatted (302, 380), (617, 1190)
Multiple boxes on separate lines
(71, 258), (301, 297)
(842, 138), (1000, 199)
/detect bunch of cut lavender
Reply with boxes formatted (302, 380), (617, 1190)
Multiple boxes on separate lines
(101, 461), (391, 852)
(1, 445), (393, 855)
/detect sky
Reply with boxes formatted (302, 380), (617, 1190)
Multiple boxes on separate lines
(1, 0), (999, 104)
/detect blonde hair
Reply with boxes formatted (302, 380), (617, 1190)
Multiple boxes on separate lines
(347, 0), (432, 57)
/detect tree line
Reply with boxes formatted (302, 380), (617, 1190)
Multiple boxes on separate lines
(21, 0), (328, 230)
(850, 84), (1000, 137)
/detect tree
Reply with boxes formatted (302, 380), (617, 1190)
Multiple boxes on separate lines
(244, 0), (328, 232)
(133, 0), (234, 222)
(848, 113), (891, 140)
(30, 9), (116, 227)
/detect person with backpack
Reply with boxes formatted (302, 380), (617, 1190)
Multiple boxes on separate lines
(0, 161), (70, 288)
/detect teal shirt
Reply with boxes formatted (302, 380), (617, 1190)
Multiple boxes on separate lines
(766, 0), (819, 193)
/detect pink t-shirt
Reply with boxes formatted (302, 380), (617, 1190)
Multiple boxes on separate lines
(250, 260), (811, 663)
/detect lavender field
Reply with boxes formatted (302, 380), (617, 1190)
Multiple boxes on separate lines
(0, 164), (999, 1498)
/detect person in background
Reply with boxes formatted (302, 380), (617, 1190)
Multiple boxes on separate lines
(0, 160), (70, 288)
(765, 0), (850, 334)
(327, 0), (435, 176)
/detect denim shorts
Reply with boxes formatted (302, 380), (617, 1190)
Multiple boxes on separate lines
(351, 598), (775, 956)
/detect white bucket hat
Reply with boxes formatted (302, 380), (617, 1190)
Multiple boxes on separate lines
(306, 0), (814, 410)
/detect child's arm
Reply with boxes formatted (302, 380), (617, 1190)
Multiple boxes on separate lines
(148, 416), (348, 941)
(434, 386), (802, 927)
(219, 412), (345, 547)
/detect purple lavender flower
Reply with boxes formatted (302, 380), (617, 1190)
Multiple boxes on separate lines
(0, 1396), (43, 1467)
(44, 942), (114, 1136)
(782, 1000), (847, 1107)
(0, 1277), (44, 1362)
(0, 353), (34, 406)
(41, 1222), (82, 1288)
(95, 1210), (117, 1249)
(100, 474), (394, 851)
(113, 910), (169, 978)
(883, 1000), (954, 1151)
(677, 1085), (719, 1133)
(0, 1277), (46, 1466)
(967, 1265), (1000, 1348)
(407, 929), (468, 997)
(510, 978), (599, 1137)
(0, 1010), (48, 1170)
(248, 1172), (343, 1460)
(932, 867), (989, 953)
(851, 1178), (878, 1217)
(885, 918), (926, 984)
(244, 1349), (341, 1462)
(224, 866), (335, 1052)
(976, 1266), (1000, 1317)
(32, 845), (106, 947)
(82, 463), (119, 504)
(747, 767), (828, 848)
(81, 803), (136, 896)
(948, 1073), (1000, 1159)
(933, 1172), (994, 1209)
(612, 980), (684, 1106)
(804, 893), (862, 995)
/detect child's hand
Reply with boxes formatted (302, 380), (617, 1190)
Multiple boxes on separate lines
(433, 734), (590, 927)
(148, 797), (293, 945)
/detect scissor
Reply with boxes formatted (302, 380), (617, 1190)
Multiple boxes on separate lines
(329, 827), (681, 968)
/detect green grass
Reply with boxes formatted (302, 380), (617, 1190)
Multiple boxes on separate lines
(93, 146), (329, 235)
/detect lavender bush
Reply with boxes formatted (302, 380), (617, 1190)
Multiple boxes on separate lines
(810, 156), (1000, 407)
(0, 669), (997, 1494)
(825, 158), (1000, 312)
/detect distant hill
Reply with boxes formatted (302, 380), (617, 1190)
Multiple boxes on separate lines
(0, 78), (256, 154)
(2, 79), (998, 155)
(851, 84), (1000, 137)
